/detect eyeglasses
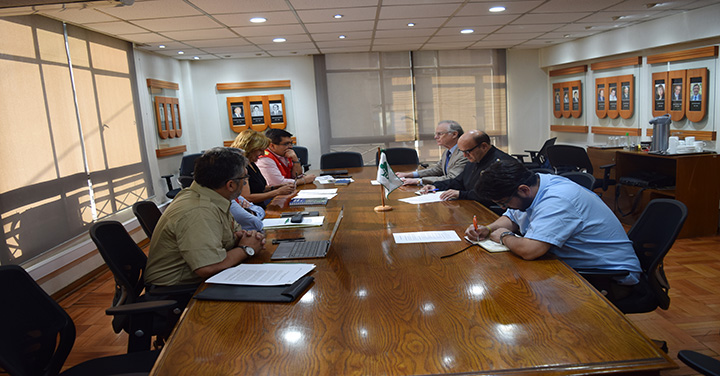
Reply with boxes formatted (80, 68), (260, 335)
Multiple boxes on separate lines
(229, 174), (248, 183)
(459, 143), (480, 154)
(434, 131), (450, 137)
(493, 191), (517, 209)
(276, 141), (294, 146)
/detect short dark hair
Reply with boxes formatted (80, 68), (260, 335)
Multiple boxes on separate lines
(475, 159), (537, 201)
(193, 147), (247, 190)
(265, 128), (293, 144)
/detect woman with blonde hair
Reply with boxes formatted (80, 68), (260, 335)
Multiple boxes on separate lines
(231, 129), (294, 208)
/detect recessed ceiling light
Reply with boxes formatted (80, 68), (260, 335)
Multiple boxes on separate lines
(193, 56), (200, 60)
(407, 22), (415, 27)
(177, 51), (184, 55)
(334, 14), (343, 19)
(158, 45), (166, 48)
(460, 29), (474, 34)
(250, 17), (267, 23)
(489, 6), (506, 12)
(339, 35), (346, 39)
(563, 34), (570, 38)
(273, 37), (286, 43)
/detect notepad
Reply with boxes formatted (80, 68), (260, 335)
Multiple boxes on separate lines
(289, 197), (328, 206)
(464, 236), (509, 253)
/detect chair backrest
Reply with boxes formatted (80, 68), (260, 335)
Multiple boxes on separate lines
(0, 265), (75, 376)
(320, 151), (364, 169)
(627, 199), (687, 310)
(133, 201), (163, 240)
(561, 171), (596, 190)
(376, 147), (419, 166)
(536, 137), (557, 166)
(293, 146), (311, 172)
(547, 145), (594, 175)
(89, 221), (148, 332)
(178, 153), (202, 188)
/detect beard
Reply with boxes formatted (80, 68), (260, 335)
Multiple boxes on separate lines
(516, 195), (534, 212)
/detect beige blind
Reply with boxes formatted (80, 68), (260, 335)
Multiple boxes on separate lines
(0, 15), (151, 265)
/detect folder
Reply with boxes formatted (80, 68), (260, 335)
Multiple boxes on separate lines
(193, 275), (314, 302)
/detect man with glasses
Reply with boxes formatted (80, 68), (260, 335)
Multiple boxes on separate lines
(146, 147), (266, 288)
(465, 159), (650, 312)
(418, 130), (513, 205)
(257, 128), (316, 186)
(397, 120), (468, 185)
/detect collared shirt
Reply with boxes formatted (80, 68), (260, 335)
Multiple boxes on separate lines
(504, 174), (641, 284)
(145, 182), (240, 286)
(256, 149), (295, 186)
(412, 144), (459, 178)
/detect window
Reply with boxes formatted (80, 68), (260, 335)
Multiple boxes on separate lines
(0, 16), (151, 265)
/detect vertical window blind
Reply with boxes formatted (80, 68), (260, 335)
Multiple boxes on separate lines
(0, 15), (151, 266)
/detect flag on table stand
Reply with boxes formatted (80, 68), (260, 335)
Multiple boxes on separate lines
(376, 151), (403, 199)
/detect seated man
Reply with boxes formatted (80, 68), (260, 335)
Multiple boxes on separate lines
(419, 130), (514, 206)
(465, 159), (651, 313)
(146, 147), (266, 288)
(397, 120), (468, 185)
(256, 129), (316, 186)
(230, 196), (265, 232)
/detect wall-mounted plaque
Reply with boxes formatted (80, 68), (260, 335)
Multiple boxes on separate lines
(595, 78), (606, 118)
(652, 72), (668, 117)
(617, 75), (634, 119)
(686, 68), (707, 122)
(552, 83), (562, 118)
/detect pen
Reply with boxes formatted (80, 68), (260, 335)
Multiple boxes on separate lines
(428, 188), (439, 192)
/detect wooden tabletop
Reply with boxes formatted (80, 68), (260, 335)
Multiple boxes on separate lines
(150, 166), (675, 375)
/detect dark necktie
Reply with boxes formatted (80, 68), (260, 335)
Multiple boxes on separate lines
(444, 150), (451, 174)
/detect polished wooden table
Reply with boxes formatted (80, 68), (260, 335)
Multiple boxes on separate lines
(151, 167), (675, 375)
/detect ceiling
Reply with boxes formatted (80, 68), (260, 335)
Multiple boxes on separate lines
(1, 0), (716, 60)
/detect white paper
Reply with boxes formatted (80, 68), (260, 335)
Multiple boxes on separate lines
(206, 263), (316, 286)
(314, 176), (335, 184)
(295, 189), (338, 199)
(398, 191), (445, 204)
(393, 230), (462, 244)
(262, 216), (325, 229)
(464, 236), (509, 253)
(370, 180), (381, 185)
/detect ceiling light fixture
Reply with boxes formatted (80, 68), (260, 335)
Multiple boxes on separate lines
(273, 37), (286, 42)
(158, 45), (166, 48)
(250, 17), (267, 23)
(563, 34), (570, 38)
(193, 56), (200, 60)
(645, 3), (659, 8)
(489, 6), (506, 12)
(334, 14), (343, 19)
(177, 51), (184, 55)
(339, 35), (346, 39)
(407, 22), (415, 27)
(460, 29), (474, 34)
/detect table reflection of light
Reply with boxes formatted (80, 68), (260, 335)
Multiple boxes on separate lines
(359, 327), (368, 338)
(356, 289), (367, 298)
(442, 355), (455, 368)
(283, 329), (303, 344)
(421, 302), (435, 313)
(300, 290), (314, 303)
(469, 284), (485, 298)
(494, 324), (518, 343)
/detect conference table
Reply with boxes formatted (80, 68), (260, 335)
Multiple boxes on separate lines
(150, 166), (675, 375)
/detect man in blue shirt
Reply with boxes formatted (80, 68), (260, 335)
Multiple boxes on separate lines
(465, 159), (653, 313)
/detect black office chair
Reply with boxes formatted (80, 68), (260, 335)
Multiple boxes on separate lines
(320, 151), (364, 169)
(578, 199), (687, 314)
(513, 137), (556, 169)
(546, 144), (615, 194)
(132, 200), (162, 240)
(293, 146), (312, 172)
(162, 152), (202, 199)
(0, 264), (166, 376)
(561, 171), (596, 190)
(376, 147), (419, 166)
(678, 349), (720, 376)
(89, 221), (196, 352)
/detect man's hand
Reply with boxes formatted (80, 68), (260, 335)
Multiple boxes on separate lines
(418, 184), (436, 194)
(273, 183), (295, 196)
(237, 230), (266, 250)
(439, 189), (459, 200)
(300, 174), (317, 184)
(396, 172), (412, 178)
(465, 223), (490, 241)
(401, 178), (421, 186)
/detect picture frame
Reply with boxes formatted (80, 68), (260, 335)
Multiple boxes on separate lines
(595, 78), (607, 118)
(267, 94), (287, 129)
(617, 74), (633, 120)
(686, 68), (707, 122)
(552, 83), (562, 118)
(668, 70), (686, 121)
(154, 96), (182, 139)
(651, 71), (668, 117)
(227, 97), (250, 133)
(570, 81), (582, 118)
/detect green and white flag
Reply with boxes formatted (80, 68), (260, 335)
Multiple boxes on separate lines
(376, 151), (403, 198)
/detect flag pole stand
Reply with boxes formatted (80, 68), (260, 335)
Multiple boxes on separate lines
(374, 147), (393, 212)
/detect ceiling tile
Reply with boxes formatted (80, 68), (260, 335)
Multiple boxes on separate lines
(189, 0), (290, 14)
(289, 0), (379, 10)
(498, 24), (559, 33)
(84, 21), (148, 35)
(420, 42), (475, 49)
(483, 32), (542, 40)
(161, 28), (237, 41)
(373, 37), (429, 44)
(297, 7), (377, 23)
(428, 35), (482, 43)
(434, 25), (499, 35)
(461, 1), (545, 15)
(312, 31), (374, 41)
(512, 12), (591, 24)
(213, 11), (299, 27)
(304, 20), (375, 33)
(131, 16), (222, 32)
(231, 24), (307, 37)
(376, 18), (447, 29)
(374, 28), (438, 38)
(99, 0), (202, 20)
(184, 38), (252, 48)
(137, 41), (187, 50)
(202, 45), (262, 53)
(533, 0), (623, 13)
(373, 44), (424, 51)
(319, 46), (373, 54)
(316, 40), (373, 48)
(40, 8), (117, 23)
(446, 15), (520, 26)
(379, 4), (461, 19)
(116, 32), (172, 44)
(256, 42), (318, 51)
(245, 35), (313, 44)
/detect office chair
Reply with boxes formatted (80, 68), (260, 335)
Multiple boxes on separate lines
(320, 151), (364, 169)
(162, 152), (202, 199)
(561, 171), (596, 190)
(376, 147), (420, 166)
(678, 350), (720, 376)
(0, 265), (167, 376)
(578, 199), (687, 314)
(89, 221), (196, 352)
(513, 137), (556, 169)
(546, 145), (615, 194)
(293, 146), (312, 172)
(132, 200), (163, 240)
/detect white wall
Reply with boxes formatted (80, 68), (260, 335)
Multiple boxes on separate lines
(506, 49), (550, 155)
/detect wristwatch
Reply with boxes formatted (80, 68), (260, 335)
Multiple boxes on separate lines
(240, 245), (255, 257)
(499, 231), (519, 246)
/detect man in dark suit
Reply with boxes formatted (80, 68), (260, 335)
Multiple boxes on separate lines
(397, 120), (468, 185)
(691, 84), (701, 101)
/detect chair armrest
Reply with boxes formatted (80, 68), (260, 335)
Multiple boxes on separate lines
(419, 162), (429, 168)
(160, 175), (174, 191)
(105, 300), (177, 316)
(147, 284), (198, 297)
(512, 154), (529, 163)
(678, 350), (720, 375)
(598, 163), (616, 191)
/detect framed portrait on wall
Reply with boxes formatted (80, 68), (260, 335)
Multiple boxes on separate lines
(686, 68), (707, 122)
(562, 86), (570, 117)
(617, 75), (633, 119)
(155, 96), (181, 139)
(595, 78), (606, 118)
(267, 94), (287, 129)
(552, 83), (562, 118)
(569, 81), (582, 118)
(227, 96), (249, 133)
(651, 71), (668, 117)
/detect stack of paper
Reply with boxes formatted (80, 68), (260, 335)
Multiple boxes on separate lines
(398, 191), (445, 204)
(393, 230), (462, 244)
(314, 175), (335, 184)
(262, 216), (325, 229)
(206, 263), (316, 286)
(296, 189), (338, 200)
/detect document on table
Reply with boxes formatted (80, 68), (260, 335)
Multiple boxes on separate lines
(398, 191), (444, 204)
(314, 175), (335, 184)
(206, 263), (316, 286)
(464, 236), (509, 253)
(262, 216), (324, 229)
(393, 230), (462, 244)
(295, 189), (338, 199)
